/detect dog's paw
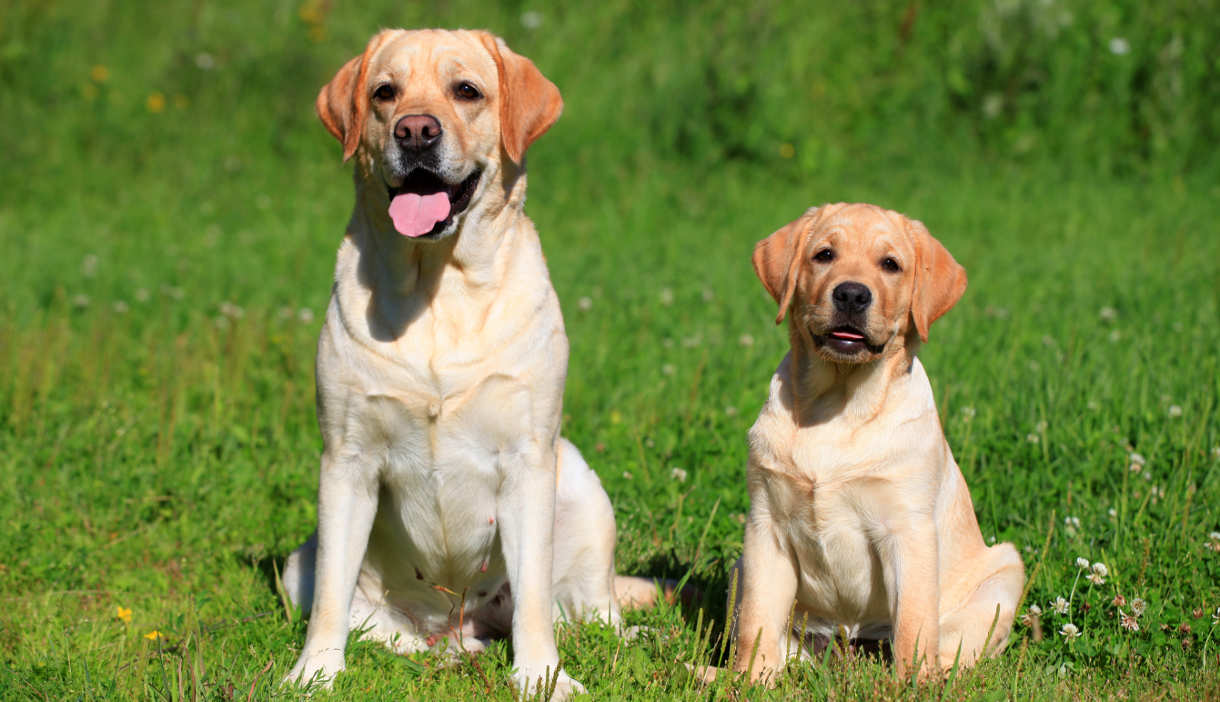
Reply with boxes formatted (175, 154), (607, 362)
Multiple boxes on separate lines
(514, 665), (586, 700)
(283, 649), (345, 690)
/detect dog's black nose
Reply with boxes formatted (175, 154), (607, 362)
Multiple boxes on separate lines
(394, 114), (443, 151)
(832, 282), (872, 314)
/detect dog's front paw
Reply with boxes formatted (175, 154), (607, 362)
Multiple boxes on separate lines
(283, 649), (345, 690)
(514, 665), (586, 700)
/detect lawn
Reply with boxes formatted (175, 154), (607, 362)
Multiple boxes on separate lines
(1, 0), (1218, 699)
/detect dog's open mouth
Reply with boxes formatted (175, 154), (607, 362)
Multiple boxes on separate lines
(387, 168), (481, 238)
(814, 325), (885, 357)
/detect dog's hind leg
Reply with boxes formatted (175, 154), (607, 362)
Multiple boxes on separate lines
(551, 438), (622, 627)
(937, 543), (1025, 669)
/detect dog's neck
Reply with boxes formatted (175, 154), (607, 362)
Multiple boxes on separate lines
(786, 326), (922, 427)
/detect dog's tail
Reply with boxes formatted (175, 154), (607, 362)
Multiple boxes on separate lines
(615, 575), (696, 610)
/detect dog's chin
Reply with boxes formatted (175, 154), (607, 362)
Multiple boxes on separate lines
(810, 325), (887, 364)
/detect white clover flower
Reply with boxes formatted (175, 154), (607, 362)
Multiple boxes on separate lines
(670, 467), (688, 483)
(1064, 516), (1081, 530)
(961, 406), (976, 420)
(1129, 452), (1146, 466)
(738, 333), (754, 347)
(1108, 329), (1121, 343)
(1020, 604), (1042, 626)
(1087, 399), (1100, 411)
(1052, 596), (1070, 615)
(297, 307), (314, 323)
(1209, 532), (1220, 542)
(1130, 597), (1146, 616)
(1086, 571), (1105, 585)
(1167, 405), (1182, 418)
(1035, 420), (1048, 433)
(134, 288), (150, 303)
(1028, 604), (1042, 616)
(1026, 433), (1040, 444)
(577, 296), (592, 311)
(1059, 622), (1081, 641)
(662, 363), (676, 376)
(1119, 610), (1139, 632)
(112, 301), (129, 314)
(659, 288), (674, 306)
(724, 406), (738, 417)
(1098, 306), (1117, 321)
(1075, 557), (1090, 569)
(71, 293), (91, 308)
(81, 253), (100, 278)
(1092, 562), (1108, 578)
(1108, 37), (1130, 55)
(195, 52), (216, 70)
(520, 10), (543, 29)
(621, 471), (633, 480)
(1108, 507), (1117, 518)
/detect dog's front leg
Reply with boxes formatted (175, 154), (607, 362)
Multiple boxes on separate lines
(733, 505), (799, 684)
(497, 440), (585, 700)
(285, 452), (378, 688)
(881, 525), (941, 681)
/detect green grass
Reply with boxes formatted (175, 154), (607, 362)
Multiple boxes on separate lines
(2, 0), (1219, 699)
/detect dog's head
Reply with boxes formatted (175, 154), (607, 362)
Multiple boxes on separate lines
(752, 203), (967, 364)
(316, 29), (562, 241)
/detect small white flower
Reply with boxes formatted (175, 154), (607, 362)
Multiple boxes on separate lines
(982, 92), (1003, 119)
(1028, 604), (1043, 616)
(195, 52), (216, 70)
(297, 307), (314, 323)
(1108, 329), (1121, 343)
(1052, 596), (1070, 615)
(1119, 610), (1139, 632)
(1167, 405), (1182, 418)
(1130, 597), (1146, 616)
(1086, 572), (1105, 585)
(1041, 335), (1056, 347)
(1059, 622), (1081, 641)
(1020, 604), (1042, 626)
(1108, 507), (1117, 518)
(724, 406), (738, 417)
(1026, 433), (1040, 444)
(1075, 557), (1090, 569)
(1099, 306), (1117, 321)
(621, 471), (633, 480)
(961, 406), (976, 420)
(1091, 562), (1108, 578)
(134, 288), (150, 303)
(71, 293), (91, 308)
(81, 253), (99, 277)
(662, 363), (676, 376)
(681, 334), (703, 348)
(1108, 37), (1130, 55)
(659, 288), (674, 306)
(219, 301), (244, 319)
(701, 288), (715, 302)
(1087, 399), (1100, 411)
(738, 333), (755, 347)
(577, 296), (592, 311)
(112, 301), (129, 314)
(1035, 420), (1048, 433)
(520, 10), (543, 29)
(1209, 532), (1220, 542)
(670, 467), (688, 483)
(1129, 452), (1146, 467)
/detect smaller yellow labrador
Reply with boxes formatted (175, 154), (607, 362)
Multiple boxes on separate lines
(731, 203), (1024, 681)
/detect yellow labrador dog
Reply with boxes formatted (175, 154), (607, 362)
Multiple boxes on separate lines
(731, 203), (1025, 681)
(281, 29), (657, 698)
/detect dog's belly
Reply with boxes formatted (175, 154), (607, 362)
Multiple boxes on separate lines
(769, 475), (893, 636)
(352, 381), (535, 632)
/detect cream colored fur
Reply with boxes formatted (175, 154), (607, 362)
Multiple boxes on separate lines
(281, 29), (656, 700)
(730, 203), (1025, 683)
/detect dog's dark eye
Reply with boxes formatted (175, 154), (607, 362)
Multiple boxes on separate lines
(813, 248), (835, 263)
(373, 83), (397, 101)
(453, 81), (482, 101)
(881, 257), (902, 273)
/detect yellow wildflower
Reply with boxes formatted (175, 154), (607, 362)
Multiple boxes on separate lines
(146, 92), (166, 113)
(144, 630), (163, 640)
(90, 65), (110, 83)
(115, 606), (132, 623)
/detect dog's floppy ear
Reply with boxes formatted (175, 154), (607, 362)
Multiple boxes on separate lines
(316, 31), (392, 162)
(907, 217), (967, 342)
(752, 217), (807, 325)
(476, 32), (563, 165)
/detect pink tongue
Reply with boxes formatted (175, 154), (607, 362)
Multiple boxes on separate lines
(388, 192), (451, 237)
(831, 330), (864, 340)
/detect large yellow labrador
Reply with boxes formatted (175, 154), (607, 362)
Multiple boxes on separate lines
(732, 203), (1025, 681)
(281, 29), (658, 699)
